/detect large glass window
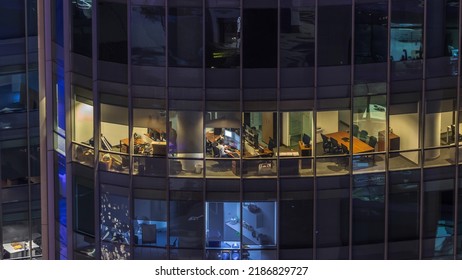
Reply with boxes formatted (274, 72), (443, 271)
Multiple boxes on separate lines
(318, 0), (352, 67)
(133, 196), (167, 248)
(72, 0), (92, 57)
(243, 0), (277, 68)
(316, 176), (349, 259)
(279, 179), (313, 259)
(390, 0), (423, 79)
(280, 0), (315, 68)
(388, 170), (420, 259)
(426, 0), (459, 78)
(131, 6), (165, 66)
(205, 111), (241, 178)
(98, 2), (127, 64)
(352, 173), (385, 259)
(205, 8), (240, 68)
(422, 167), (455, 259)
(168, 4), (203, 67)
(100, 184), (130, 260)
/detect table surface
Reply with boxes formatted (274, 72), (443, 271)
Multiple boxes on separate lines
(3, 241), (39, 253)
(325, 131), (375, 154)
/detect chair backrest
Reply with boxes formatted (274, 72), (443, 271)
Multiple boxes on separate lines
(368, 136), (377, 148)
(321, 133), (329, 143)
(212, 146), (220, 157)
(330, 137), (339, 147)
(352, 124), (359, 137)
(341, 143), (349, 154)
(302, 133), (311, 147)
(359, 130), (368, 141)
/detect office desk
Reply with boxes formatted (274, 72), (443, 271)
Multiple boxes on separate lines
(298, 141), (312, 156)
(325, 131), (374, 154)
(206, 132), (222, 143)
(3, 241), (39, 259)
(120, 137), (166, 155)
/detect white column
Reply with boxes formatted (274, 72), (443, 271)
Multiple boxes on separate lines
(425, 113), (441, 159)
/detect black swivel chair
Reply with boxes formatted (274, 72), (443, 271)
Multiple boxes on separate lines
(212, 146), (221, 158)
(352, 124), (359, 138)
(321, 133), (332, 153)
(359, 130), (368, 142)
(367, 136), (378, 163)
(330, 138), (342, 154)
(338, 143), (350, 168)
(368, 136), (377, 149)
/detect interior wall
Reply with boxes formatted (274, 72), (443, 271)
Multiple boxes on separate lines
(317, 111), (339, 134)
(101, 122), (128, 147)
(390, 113), (419, 164)
(74, 101), (93, 143)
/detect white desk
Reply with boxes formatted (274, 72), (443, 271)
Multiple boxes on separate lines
(3, 241), (39, 259)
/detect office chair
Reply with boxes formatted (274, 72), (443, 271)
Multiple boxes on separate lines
(330, 138), (342, 154)
(212, 146), (221, 158)
(338, 143), (349, 168)
(368, 136), (377, 149)
(321, 133), (332, 153)
(359, 130), (368, 142)
(352, 124), (359, 138)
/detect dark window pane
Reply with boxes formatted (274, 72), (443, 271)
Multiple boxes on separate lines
(98, 2), (127, 64)
(131, 6), (166, 66)
(74, 179), (94, 235)
(205, 8), (240, 68)
(422, 167), (455, 259)
(388, 170), (420, 259)
(168, 7), (203, 67)
(318, 1), (352, 66)
(280, 2), (315, 67)
(352, 173), (385, 259)
(0, 1), (25, 39)
(72, 0), (92, 57)
(243, 9), (277, 68)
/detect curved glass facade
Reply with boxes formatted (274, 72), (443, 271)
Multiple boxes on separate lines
(37, 0), (462, 260)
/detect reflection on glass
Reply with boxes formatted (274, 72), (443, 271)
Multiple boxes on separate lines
(131, 6), (165, 66)
(352, 173), (385, 259)
(318, 1), (352, 66)
(423, 167), (454, 259)
(388, 170), (419, 259)
(205, 8), (240, 68)
(133, 199), (167, 247)
(72, 0), (92, 56)
(280, 3), (315, 67)
(170, 192), (204, 249)
(168, 7), (203, 67)
(316, 177), (349, 259)
(242, 202), (276, 249)
(98, 2), (127, 64)
(100, 185), (130, 259)
(206, 202), (240, 259)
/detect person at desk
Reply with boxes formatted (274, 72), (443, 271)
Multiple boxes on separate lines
(216, 140), (231, 158)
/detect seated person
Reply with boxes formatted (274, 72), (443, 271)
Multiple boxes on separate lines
(217, 140), (231, 158)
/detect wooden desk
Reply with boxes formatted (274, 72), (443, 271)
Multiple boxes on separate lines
(325, 131), (374, 154)
(298, 141), (312, 156)
(206, 132), (222, 143)
(378, 131), (400, 152)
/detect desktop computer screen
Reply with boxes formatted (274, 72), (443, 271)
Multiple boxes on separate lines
(224, 129), (232, 138)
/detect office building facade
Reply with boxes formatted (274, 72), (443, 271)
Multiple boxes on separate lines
(0, 1), (41, 260)
(31, 0), (462, 260)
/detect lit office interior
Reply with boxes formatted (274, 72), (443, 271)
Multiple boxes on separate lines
(0, 0), (41, 260)
(43, 0), (462, 260)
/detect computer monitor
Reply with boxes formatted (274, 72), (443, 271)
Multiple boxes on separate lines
(214, 128), (222, 136)
(233, 133), (241, 151)
(302, 133), (311, 147)
(224, 129), (232, 138)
